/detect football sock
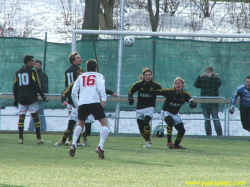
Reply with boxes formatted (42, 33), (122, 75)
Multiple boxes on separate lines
(174, 133), (183, 146)
(72, 126), (82, 148)
(31, 112), (41, 139)
(144, 116), (152, 141)
(18, 114), (25, 139)
(137, 119), (146, 140)
(167, 126), (173, 143)
(98, 126), (109, 150)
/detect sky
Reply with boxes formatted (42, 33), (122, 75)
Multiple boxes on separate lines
(1, 0), (249, 136)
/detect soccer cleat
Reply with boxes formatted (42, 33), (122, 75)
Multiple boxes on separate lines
(37, 139), (44, 144)
(76, 142), (85, 146)
(143, 140), (152, 148)
(83, 137), (88, 146)
(95, 146), (105, 159)
(55, 140), (65, 146)
(174, 144), (186, 149)
(167, 142), (175, 149)
(18, 139), (23, 144)
(65, 140), (72, 146)
(69, 144), (76, 157)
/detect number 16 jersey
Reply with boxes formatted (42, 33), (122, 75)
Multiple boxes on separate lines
(71, 71), (107, 108)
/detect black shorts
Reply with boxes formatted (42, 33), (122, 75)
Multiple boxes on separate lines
(78, 103), (106, 121)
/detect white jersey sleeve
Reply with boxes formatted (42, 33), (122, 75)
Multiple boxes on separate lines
(97, 73), (107, 102)
(71, 77), (80, 108)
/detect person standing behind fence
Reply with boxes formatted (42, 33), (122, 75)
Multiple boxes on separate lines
(229, 76), (250, 133)
(13, 55), (46, 144)
(128, 68), (162, 148)
(28, 60), (48, 131)
(194, 66), (223, 136)
(70, 59), (108, 159)
(152, 77), (197, 149)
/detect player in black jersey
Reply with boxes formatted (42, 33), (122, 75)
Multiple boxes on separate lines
(128, 68), (162, 148)
(64, 52), (83, 144)
(64, 52), (83, 115)
(152, 77), (197, 149)
(13, 55), (46, 144)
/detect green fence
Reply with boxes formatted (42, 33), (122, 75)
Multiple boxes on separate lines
(1, 37), (250, 112)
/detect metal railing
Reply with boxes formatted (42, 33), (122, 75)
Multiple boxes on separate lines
(0, 92), (241, 136)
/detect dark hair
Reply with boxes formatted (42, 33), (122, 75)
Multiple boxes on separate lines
(35, 59), (42, 65)
(69, 52), (79, 64)
(23, 55), (34, 65)
(205, 66), (214, 72)
(86, 59), (97, 71)
(246, 76), (250, 80)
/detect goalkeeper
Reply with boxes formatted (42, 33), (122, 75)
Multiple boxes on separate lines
(152, 77), (197, 149)
(229, 76), (250, 133)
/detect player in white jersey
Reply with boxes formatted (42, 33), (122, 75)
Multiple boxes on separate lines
(69, 59), (109, 159)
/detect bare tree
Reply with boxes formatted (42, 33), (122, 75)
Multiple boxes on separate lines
(99, 0), (116, 30)
(81, 0), (100, 40)
(191, 0), (217, 18)
(148, 0), (160, 31)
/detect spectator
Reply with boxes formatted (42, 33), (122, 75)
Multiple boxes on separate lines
(194, 66), (223, 136)
(28, 60), (48, 131)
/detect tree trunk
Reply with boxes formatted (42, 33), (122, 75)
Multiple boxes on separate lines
(147, 0), (160, 32)
(81, 0), (100, 40)
(100, 0), (115, 30)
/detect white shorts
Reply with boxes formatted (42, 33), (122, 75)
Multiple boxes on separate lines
(18, 102), (39, 114)
(86, 114), (94, 124)
(69, 107), (78, 122)
(67, 104), (73, 112)
(161, 110), (183, 126)
(136, 107), (154, 120)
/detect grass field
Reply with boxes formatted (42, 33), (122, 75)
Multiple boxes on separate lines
(0, 133), (249, 187)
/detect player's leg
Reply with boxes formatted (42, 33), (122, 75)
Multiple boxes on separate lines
(211, 107), (222, 136)
(82, 122), (91, 145)
(137, 119), (146, 139)
(164, 115), (175, 149)
(18, 114), (26, 144)
(142, 107), (154, 148)
(202, 107), (212, 136)
(55, 120), (76, 146)
(29, 102), (43, 144)
(69, 119), (84, 157)
(240, 106), (250, 132)
(174, 123), (186, 149)
(96, 117), (109, 159)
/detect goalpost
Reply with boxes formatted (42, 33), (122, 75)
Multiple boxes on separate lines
(72, 30), (250, 135)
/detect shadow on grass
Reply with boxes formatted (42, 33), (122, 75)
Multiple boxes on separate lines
(0, 184), (27, 187)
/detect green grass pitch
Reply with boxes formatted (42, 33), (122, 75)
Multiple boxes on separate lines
(0, 134), (249, 187)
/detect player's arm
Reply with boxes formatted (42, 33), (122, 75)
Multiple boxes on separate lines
(152, 88), (170, 96)
(71, 78), (80, 109)
(97, 74), (107, 103)
(128, 82), (140, 105)
(106, 89), (117, 97)
(61, 82), (74, 105)
(229, 88), (241, 114)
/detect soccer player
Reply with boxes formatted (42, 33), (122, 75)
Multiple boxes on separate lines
(64, 52), (83, 116)
(13, 55), (46, 144)
(152, 77), (197, 149)
(70, 59), (109, 159)
(64, 52), (83, 144)
(128, 68), (162, 148)
(229, 76), (250, 133)
(55, 69), (117, 146)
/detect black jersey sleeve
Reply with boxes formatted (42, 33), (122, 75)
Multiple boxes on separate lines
(106, 89), (114, 96)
